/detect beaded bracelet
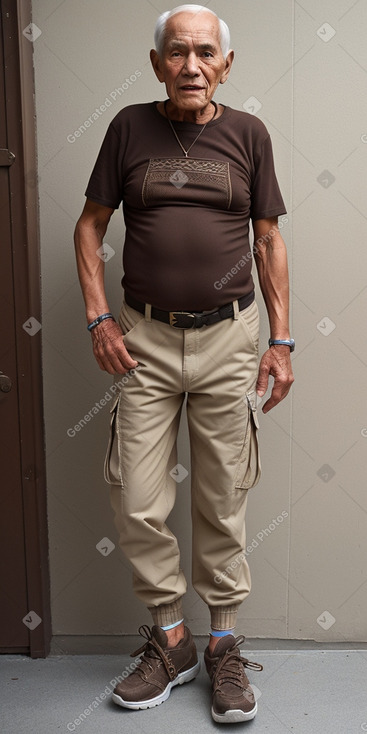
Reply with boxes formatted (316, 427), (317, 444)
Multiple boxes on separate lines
(87, 313), (115, 332)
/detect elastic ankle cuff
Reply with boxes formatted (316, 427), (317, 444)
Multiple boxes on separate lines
(209, 604), (240, 630)
(148, 598), (184, 627)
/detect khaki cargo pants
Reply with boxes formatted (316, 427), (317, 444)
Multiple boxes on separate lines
(107, 298), (261, 631)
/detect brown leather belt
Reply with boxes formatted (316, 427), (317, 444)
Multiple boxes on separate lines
(124, 291), (255, 329)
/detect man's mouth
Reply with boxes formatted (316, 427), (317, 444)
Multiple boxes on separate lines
(180, 85), (204, 90)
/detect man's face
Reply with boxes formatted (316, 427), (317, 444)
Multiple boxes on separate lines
(151, 11), (233, 112)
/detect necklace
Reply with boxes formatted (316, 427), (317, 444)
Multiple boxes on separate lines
(164, 99), (218, 157)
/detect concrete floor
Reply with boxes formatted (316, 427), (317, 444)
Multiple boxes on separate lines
(1, 638), (367, 733)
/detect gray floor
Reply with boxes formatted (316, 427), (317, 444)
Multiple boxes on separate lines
(1, 637), (367, 733)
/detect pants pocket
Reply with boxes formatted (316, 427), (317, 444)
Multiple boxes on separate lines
(238, 301), (260, 353)
(104, 394), (123, 486)
(234, 389), (261, 489)
(119, 301), (145, 339)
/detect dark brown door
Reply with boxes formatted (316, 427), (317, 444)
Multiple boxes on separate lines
(0, 0), (51, 657)
(0, 54), (29, 650)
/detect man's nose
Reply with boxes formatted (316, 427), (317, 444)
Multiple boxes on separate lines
(183, 52), (200, 75)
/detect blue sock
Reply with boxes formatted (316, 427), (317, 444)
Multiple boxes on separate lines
(210, 628), (235, 638)
(160, 618), (184, 631)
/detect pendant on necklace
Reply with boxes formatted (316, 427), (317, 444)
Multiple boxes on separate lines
(164, 99), (218, 159)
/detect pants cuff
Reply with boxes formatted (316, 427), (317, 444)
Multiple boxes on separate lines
(209, 604), (240, 630)
(148, 598), (184, 627)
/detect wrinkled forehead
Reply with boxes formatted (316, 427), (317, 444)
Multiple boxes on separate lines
(163, 11), (221, 49)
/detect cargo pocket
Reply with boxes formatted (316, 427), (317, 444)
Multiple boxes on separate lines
(104, 394), (123, 486)
(234, 390), (261, 489)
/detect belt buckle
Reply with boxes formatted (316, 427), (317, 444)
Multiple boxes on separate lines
(169, 311), (196, 329)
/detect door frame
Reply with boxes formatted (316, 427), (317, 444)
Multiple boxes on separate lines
(2, 0), (51, 657)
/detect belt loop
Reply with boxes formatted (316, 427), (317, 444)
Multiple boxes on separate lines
(233, 299), (239, 320)
(144, 303), (152, 322)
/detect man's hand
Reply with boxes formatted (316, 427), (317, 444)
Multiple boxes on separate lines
(256, 345), (294, 414)
(91, 319), (138, 375)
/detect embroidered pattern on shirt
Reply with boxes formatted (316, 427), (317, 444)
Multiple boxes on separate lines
(142, 157), (232, 210)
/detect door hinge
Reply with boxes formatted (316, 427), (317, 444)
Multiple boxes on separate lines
(0, 149), (16, 166)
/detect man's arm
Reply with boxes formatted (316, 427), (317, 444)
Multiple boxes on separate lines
(252, 216), (294, 413)
(74, 198), (138, 374)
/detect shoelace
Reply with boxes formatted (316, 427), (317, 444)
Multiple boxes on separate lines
(130, 625), (177, 682)
(212, 635), (263, 692)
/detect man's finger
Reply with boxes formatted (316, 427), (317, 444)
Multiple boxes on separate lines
(256, 360), (270, 397)
(95, 347), (137, 374)
(105, 343), (138, 372)
(262, 378), (293, 414)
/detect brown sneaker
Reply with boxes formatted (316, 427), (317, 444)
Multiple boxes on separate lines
(112, 624), (200, 710)
(204, 634), (263, 723)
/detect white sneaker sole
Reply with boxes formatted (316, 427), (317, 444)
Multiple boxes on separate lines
(212, 701), (258, 723)
(112, 660), (201, 710)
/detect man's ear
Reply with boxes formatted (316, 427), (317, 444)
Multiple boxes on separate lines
(150, 49), (165, 83)
(220, 50), (234, 84)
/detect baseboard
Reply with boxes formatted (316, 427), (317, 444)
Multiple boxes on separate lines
(50, 634), (367, 655)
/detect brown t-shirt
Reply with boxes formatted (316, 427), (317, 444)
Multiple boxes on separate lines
(85, 102), (286, 310)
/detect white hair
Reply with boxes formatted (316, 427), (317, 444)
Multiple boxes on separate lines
(154, 4), (231, 58)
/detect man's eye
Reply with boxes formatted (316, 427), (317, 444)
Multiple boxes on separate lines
(171, 51), (182, 57)
(202, 52), (213, 58)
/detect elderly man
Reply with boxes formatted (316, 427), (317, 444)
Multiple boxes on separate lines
(74, 3), (294, 724)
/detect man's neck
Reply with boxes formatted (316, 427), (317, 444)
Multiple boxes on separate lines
(158, 100), (221, 123)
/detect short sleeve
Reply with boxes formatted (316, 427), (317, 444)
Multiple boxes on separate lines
(85, 122), (123, 209)
(250, 134), (286, 221)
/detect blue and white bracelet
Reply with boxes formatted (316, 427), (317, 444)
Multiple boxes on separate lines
(87, 312), (115, 332)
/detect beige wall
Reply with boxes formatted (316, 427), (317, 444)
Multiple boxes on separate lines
(31, 0), (367, 641)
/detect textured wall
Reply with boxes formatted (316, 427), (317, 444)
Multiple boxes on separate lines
(31, 0), (367, 640)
